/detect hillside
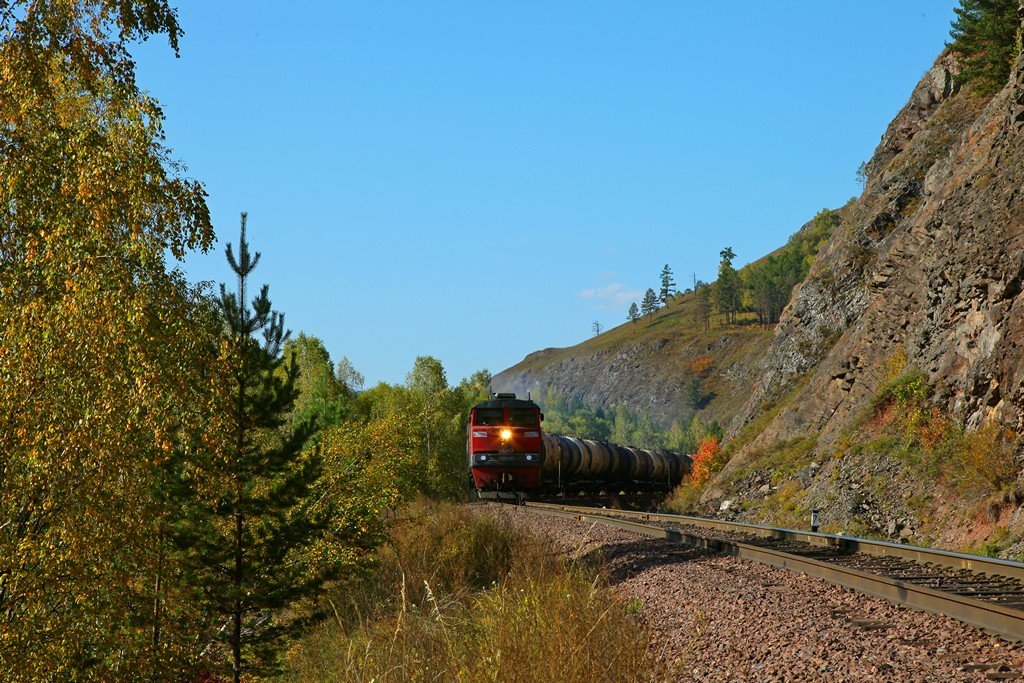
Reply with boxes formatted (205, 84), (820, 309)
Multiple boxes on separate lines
(700, 39), (1024, 553)
(494, 187), (845, 433)
(495, 20), (1024, 556)
(492, 255), (786, 430)
(724, 50), (987, 447)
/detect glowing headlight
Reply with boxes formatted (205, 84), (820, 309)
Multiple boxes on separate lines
(478, 454), (487, 461)
(525, 454), (534, 461)
(499, 429), (512, 441)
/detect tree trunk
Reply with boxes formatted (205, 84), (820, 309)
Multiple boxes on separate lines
(152, 524), (164, 680)
(233, 361), (245, 683)
(233, 508), (242, 683)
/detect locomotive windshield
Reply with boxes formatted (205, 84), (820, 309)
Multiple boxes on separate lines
(509, 409), (538, 427)
(475, 408), (504, 425)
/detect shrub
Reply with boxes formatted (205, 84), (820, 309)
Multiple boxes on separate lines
(879, 369), (931, 408)
(689, 437), (723, 487)
(284, 503), (667, 682)
(918, 407), (955, 452)
(690, 356), (713, 375)
(866, 400), (899, 434)
(883, 349), (908, 382)
(957, 423), (1020, 492)
(860, 375), (1020, 502)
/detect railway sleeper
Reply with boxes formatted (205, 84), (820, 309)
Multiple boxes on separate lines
(525, 503), (1024, 641)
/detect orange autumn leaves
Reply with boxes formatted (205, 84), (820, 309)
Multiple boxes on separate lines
(690, 355), (713, 376)
(688, 436), (722, 487)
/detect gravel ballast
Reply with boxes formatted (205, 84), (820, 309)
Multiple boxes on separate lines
(481, 504), (1024, 682)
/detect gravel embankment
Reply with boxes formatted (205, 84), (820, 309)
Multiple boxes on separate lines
(480, 504), (1024, 682)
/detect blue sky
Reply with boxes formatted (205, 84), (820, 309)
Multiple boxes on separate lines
(134, 1), (958, 387)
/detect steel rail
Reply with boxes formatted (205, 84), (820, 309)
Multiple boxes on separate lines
(526, 501), (1024, 580)
(523, 502), (1024, 642)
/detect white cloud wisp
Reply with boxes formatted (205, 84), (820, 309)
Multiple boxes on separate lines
(577, 282), (643, 312)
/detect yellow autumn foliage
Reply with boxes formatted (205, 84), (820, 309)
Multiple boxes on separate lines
(1, 2), (222, 679)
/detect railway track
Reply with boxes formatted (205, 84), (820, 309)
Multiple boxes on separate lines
(524, 501), (1024, 642)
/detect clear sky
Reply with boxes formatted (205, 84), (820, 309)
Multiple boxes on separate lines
(133, 1), (959, 387)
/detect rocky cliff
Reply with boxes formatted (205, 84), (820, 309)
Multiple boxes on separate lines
(493, 48), (991, 440)
(726, 44), (1023, 458)
(492, 291), (776, 431)
(698, 37), (1024, 552)
(496, 31), (1024, 553)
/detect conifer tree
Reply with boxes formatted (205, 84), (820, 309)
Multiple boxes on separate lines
(189, 213), (330, 682)
(714, 247), (741, 324)
(640, 288), (660, 317)
(949, 0), (1021, 96)
(628, 302), (640, 324)
(685, 377), (702, 410)
(855, 161), (868, 190)
(695, 284), (713, 331)
(659, 264), (676, 303)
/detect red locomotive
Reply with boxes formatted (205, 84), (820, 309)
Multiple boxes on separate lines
(466, 393), (543, 499)
(468, 392), (692, 501)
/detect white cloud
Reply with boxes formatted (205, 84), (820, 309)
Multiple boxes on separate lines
(577, 282), (643, 311)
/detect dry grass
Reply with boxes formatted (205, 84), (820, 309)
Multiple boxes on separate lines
(283, 502), (664, 682)
(838, 370), (1024, 542)
(949, 424), (1020, 495)
(663, 371), (816, 515)
(861, 369), (1020, 499)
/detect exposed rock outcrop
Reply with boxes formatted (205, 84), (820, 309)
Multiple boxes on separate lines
(725, 46), (1024, 467)
(493, 314), (772, 430)
(495, 25), (1024, 551)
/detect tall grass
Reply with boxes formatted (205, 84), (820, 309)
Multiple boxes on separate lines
(284, 503), (664, 682)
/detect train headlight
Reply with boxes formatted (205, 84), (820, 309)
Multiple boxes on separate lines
(525, 454), (534, 462)
(500, 428), (512, 441)
(478, 454), (488, 462)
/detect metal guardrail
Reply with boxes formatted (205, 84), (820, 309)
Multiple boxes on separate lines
(523, 501), (1024, 642)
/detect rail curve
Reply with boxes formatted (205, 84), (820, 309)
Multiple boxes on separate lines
(523, 501), (1024, 642)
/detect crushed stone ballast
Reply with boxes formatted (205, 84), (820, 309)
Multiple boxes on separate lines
(522, 501), (1024, 643)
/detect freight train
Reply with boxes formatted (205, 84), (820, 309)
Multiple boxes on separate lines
(467, 393), (690, 500)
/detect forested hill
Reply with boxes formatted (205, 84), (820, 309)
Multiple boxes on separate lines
(492, 207), (842, 435)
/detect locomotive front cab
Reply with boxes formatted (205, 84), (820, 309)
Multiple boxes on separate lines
(468, 394), (543, 497)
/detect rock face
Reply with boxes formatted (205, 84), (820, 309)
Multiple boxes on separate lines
(724, 46), (1024, 471)
(493, 316), (773, 430)
(494, 38), (1024, 529)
